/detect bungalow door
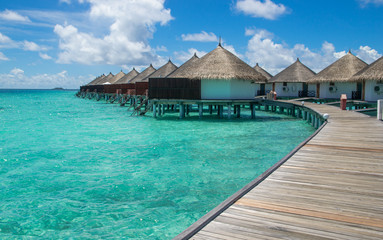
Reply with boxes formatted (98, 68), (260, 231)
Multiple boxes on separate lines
(260, 84), (265, 95)
(352, 82), (362, 100)
(301, 83), (308, 97)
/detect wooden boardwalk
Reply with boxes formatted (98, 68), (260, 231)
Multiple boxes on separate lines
(186, 102), (383, 239)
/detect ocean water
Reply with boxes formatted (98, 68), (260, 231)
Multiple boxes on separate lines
(0, 90), (315, 239)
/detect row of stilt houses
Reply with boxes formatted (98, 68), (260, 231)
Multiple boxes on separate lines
(78, 44), (383, 115)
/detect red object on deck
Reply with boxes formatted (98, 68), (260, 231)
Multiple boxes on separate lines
(273, 92), (277, 100)
(340, 94), (347, 110)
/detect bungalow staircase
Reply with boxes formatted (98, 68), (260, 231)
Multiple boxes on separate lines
(131, 98), (149, 116)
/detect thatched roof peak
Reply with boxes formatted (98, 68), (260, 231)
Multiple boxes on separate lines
(113, 68), (139, 84)
(269, 58), (316, 83)
(166, 53), (199, 78)
(254, 63), (273, 81)
(86, 74), (105, 86)
(107, 70), (125, 84)
(129, 64), (156, 83)
(169, 45), (266, 82)
(351, 56), (383, 81)
(308, 51), (368, 83)
(142, 60), (178, 82)
(94, 72), (114, 85)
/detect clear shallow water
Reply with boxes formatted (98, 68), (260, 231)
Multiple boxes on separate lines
(0, 90), (315, 239)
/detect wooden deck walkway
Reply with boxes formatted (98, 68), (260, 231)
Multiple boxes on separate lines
(185, 102), (383, 239)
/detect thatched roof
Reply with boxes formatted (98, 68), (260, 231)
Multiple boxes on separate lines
(129, 64), (156, 83)
(142, 60), (178, 82)
(95, 72), (114, 85)
(254, 63), (272, 81)
(269, 58), (316, 83)
(308, 51), (368, 83)
(86, 74), (105, 86)
(104, 71), (125, 85)
(351, 56), (383, 81)
(166, 53), (199, 78)
(114, 68), (139, 84)
(169, 45), (266, 82)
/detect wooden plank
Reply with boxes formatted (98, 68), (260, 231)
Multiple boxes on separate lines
(181, 102), (383, 240)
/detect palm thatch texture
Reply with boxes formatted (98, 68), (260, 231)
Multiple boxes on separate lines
(142, 60), (178, 82)
(114, 68), (139, 84)
(308, 51), (368, 83)
(166, 53), (199, 78)
(128, 64), (156, 83)
(105, 70), (125, 85)
(86, 74), (105, 86)
(94, 72), (114, 85)
(113, 68), (139, 84)
(351, 56), (383, 81)
(269, 58), (316, 83)
(254, 63), (273, 81)
(169, 45), (266, 82)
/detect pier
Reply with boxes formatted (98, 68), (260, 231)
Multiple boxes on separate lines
(176, 101), (383, 239)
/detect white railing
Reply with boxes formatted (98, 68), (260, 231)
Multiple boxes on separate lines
(378, 100), (383, 121)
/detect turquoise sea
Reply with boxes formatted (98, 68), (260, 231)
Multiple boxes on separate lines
(0, 90), (315, 239)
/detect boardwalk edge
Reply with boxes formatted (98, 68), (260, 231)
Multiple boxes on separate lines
(173, 116), (327, 240)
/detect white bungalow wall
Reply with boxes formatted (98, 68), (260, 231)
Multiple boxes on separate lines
(274, 82), (315, 97)
(265, 83), (273, 93)
(201, 79), (256, 99)
(319, 82), (356, 99)
(365, 80), (383, 102)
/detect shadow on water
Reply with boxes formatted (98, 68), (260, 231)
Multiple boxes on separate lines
(135, 112), (290, 123)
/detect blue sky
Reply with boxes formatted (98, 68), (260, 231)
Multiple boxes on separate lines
(0, 0), (383, 89)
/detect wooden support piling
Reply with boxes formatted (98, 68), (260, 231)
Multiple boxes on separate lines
(227, 104), (232, 119)
(236, 105), (241, 118)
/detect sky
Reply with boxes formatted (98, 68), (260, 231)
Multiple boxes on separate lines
(0, 0), (383, 89)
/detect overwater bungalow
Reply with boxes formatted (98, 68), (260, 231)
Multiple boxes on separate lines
(105, 68), (139, 94)
(136, 60), (178, 96)
(268, 58), (316, 98)
(86, 74), (105, 86)
(308, 51), (368, 100)
(95, 72), (114, 85)
(150, 44), (266, 100)
(80, 73), (114, 93)
(351, 56), (383, 102)
(254, 63), (273, 96)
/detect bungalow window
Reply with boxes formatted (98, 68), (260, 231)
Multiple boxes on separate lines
(283, 82), (287, 86)
(329, 82), (335, 86)
(377, 80), (383, 84)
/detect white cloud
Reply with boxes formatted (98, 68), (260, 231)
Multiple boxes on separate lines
(222, 44), (243, 59)
(0, 33), (12, 44)
(174, 48), (207, 63)
(245, 29), (349, 74)
(355, 46), (382, 64)
(0, 68), (92, 89)
(39, 52), (52, 60)
(0, 32), (18, 48)
(0, 52), (9, 61)
(54, 0), (173, 66)
(181, 31), (218, 42)
(0, 9), (31, 22)
(60, 0), (72, 4)
(10, 68), (24, 77)
(155, 45), (168, 52)
(23, 41), (48, 51)
(359, 0), (383, 6)
(236, 0), (288, 20)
